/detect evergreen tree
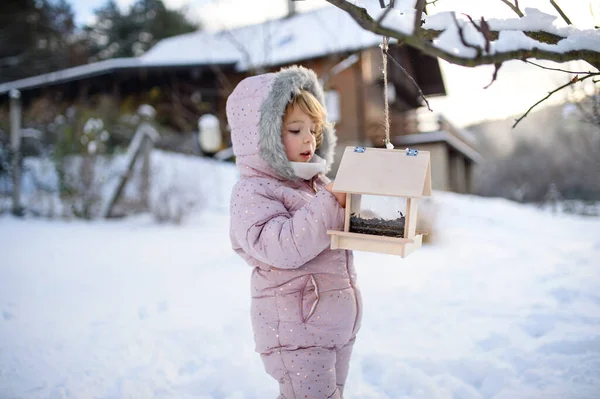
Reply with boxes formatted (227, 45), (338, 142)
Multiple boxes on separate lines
(0, 0), (80, 83)
(85, 0), (199, 61)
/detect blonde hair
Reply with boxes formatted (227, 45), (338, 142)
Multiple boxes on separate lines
(285, 90), (329, 148)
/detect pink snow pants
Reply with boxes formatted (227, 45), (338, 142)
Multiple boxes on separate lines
(261, 337), (355, 399)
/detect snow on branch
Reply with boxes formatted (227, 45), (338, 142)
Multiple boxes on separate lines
(325, 0), (600, 126)
(324, 0), (600, 70)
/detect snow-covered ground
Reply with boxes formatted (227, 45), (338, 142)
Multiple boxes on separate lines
(1, 154), (599, 399)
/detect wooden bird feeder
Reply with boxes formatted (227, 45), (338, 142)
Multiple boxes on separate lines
(327, 146), (432, 257)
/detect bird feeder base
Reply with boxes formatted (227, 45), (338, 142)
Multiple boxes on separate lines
(327, 230), (423, 258)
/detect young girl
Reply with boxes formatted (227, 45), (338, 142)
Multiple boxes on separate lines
(228, 65), (362, 398)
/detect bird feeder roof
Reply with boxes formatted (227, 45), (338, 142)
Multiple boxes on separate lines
(332, 146), (432, 197)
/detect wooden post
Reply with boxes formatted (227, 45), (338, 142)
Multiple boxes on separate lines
(287, 0), (296, 17)
(330, 235), (339, 250)
(404, 198), (418, 239)
(346, 193), (361, 232)
(9, 89), (22, 216)
(139, 134), (152, 210)
(101, 121), (158, 218)
(344, 193), (352, 232)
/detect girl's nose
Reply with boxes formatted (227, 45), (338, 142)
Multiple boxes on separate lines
(303, 130), (312, 143)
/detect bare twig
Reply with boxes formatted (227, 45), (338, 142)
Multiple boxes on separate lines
(209, 64), (233, 93)
(379, 0), (386, 7)
(263, 20), (273, 71)
(483, 63), (503, 89)
(513, 73), (600, 127)
(499, 0), (524, 17)
(386, 49), (433, 111)
(414, 0), (426, 36)
(524, 60), (595, 74)
(452, 13), (482, 57)
(550, 0), (572, 25)
(218, 30), (254, 72)
(376, 0), (394, 26)
(464, 14), (494, 53)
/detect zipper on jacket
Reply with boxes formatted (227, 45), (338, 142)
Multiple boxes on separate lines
(304, 178), (317, 193)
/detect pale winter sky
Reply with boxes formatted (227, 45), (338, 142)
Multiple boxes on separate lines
(71, 0), (599, 126)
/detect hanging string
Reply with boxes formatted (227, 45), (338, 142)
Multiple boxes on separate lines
(380, 36), (394, 150)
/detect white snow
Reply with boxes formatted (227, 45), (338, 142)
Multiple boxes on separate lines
(137, 104), (157, 119)
(83, 118), (104, 135)
(371, 7), (417, 36)
(198, 114), (219, 130)
(383, 4), (600, 59)
(141, 5), (386, 72)
(1, 155), (600, 398)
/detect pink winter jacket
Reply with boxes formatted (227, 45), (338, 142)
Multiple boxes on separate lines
(228, 66), (362, 355)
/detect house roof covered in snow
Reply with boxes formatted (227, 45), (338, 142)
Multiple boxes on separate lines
(140, 5), (385, 71)
(394, 130), (484, 163)
(0, 56), (236, 96)
(0, 5), (385, 95)
(1, 58), (140, 95)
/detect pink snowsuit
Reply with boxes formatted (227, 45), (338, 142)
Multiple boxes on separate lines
(228, 66), (362, 398)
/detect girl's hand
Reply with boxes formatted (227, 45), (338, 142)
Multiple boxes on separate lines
(325, 182), (346, 208)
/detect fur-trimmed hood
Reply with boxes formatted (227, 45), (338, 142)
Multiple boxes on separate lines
(226, 66), (337, 180)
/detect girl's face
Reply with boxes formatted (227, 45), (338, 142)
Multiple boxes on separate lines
(282, 104), (317, 163)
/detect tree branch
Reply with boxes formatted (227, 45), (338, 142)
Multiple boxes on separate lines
(218, 29), (255, 73)
(209, 64), (233, 93)
(483, 63), (503, 89)
(452, 13), (482, 57)
(323, 0), (600, 70)
(499, 0), (524, 17)
(462, 14), (494, 54)
(376, 0), (394, 26)
(549, 0), (572, 25)
(523, 60), (595, 74)
(414, 0), (426, 36)
(386, 48), (432, 111)
(513, 73), (600, 127)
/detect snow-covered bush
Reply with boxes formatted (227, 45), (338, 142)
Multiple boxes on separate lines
(149, 160), (205, 225)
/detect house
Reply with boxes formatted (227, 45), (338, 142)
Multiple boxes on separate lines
(0, 3), (480, 193)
